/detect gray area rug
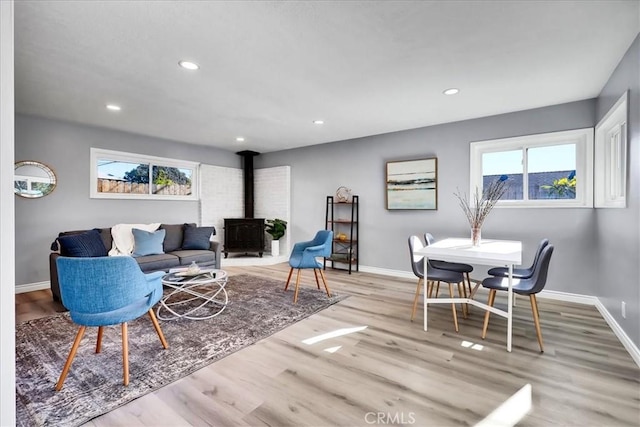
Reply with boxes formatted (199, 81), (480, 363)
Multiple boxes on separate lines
(16, 274), (346, 427)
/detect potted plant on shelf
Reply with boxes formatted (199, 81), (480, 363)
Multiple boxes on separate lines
(265, 218), (287, 256)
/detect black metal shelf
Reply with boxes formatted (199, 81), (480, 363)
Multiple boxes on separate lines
(324, 195), (359, 274)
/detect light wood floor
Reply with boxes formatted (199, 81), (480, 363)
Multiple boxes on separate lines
(16, 264), (640, 426)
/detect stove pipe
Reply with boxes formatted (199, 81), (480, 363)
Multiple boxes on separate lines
(236, 150), (260, 218)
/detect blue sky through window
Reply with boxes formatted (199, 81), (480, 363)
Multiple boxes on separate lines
(483, 144), (575, 175)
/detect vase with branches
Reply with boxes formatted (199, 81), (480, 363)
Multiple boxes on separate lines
(454, 176), (509, 246)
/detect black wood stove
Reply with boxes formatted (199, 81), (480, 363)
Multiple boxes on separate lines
(224, 151), (265, 257)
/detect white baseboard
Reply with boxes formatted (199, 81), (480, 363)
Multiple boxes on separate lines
(594, 299), (640, 367)
(220, 254), (288, 267)
(15, 281), (50, 294)
(360, 265), (640, 367)
(537, 289), (598, 305)
(359, 265), (415, 280)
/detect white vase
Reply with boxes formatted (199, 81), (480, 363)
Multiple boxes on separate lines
(271, 240), (280, 257)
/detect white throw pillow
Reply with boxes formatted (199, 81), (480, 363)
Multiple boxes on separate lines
(109, 223), (161, 256)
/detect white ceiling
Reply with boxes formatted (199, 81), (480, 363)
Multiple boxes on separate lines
(14, 1), (640, 153)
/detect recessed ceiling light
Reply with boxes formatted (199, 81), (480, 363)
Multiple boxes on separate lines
(236, 137), (245, 142)
(443, 88), (460, 95)
(178, 60), (199, 70)
(313, 120), (324, 125)
(106, 104), (121, 111)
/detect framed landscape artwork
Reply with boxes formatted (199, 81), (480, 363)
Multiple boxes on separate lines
(386, 157), (437, 210)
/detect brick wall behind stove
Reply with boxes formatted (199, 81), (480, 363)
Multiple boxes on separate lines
(200, 164), (290, 253)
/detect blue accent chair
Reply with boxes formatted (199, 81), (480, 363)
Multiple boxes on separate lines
(55, 256), (168, 390)
(284, 230), (333, 303)
(408, 235), (465, 331)
(481, 244), (554, 352)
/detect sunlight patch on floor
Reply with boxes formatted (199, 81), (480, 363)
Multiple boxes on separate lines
(475, 383), (532, 427)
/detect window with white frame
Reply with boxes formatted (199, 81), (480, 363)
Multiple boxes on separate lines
(90, 148), (199, 200)
(595, 91), (628, 208)
(470, 128), (594, 208)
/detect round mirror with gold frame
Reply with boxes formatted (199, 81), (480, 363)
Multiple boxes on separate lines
(14, 160), (57, 198)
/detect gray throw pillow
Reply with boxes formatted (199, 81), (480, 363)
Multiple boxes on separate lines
(182, 224), (215, 250)
(160, 223), (185, 252)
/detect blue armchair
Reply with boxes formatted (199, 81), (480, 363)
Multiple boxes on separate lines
(55, 256), (168, 390)
(284, 230), (333, 303)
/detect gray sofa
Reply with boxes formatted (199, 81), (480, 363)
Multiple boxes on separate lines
(49, 223), (221, 307)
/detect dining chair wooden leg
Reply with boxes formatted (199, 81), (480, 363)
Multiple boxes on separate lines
(313, 269), (321, 289)
(122, 322), (129, 386)
(482, 289), (497, 339)
(530, 294), (544, 353)
(411, 278), (422, 321)
(427, 280), (434, 299)
(435, 281), (440, 297)
(95, 326), (104, 353)
(319, 269), (332, 297)
(293, 270), (302, 303)
(458, 282), (468, 318)
(465, 272), (473, 297)
(148, 309), (168, 349)
(448, 283), (459, 332)
(284, 267), (294, 291)
(55, 326), (86, 391)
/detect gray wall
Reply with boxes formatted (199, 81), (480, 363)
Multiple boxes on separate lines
(14, 114), (239, 286)
(595, 35), (640, 346)
(259, 99), (598, 296)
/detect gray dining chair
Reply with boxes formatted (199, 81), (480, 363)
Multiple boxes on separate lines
(425, 232), (475, 304)
(408, 235), (465, 331)
(480, 244), (554, 352)
(487, 238), (549, 279)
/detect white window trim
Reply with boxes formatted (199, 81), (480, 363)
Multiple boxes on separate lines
(90, 148), (200, 201)
(595, 91), (628, 208)
(470, 128), (594, 208)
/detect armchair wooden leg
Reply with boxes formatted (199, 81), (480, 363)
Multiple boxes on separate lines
(448, 283), (459, 332)
(411, 278), (423, 321)
(122, 322), (129, 387)
(482, 289), (497, 339)
(148, 309), (168, 349)
(284, 267), (294, 291)
(293, 270), (302, 303)
(313, 269), (321, 289)
(96, 326), (104, 353)
(319, 269), (331, 297)
(55, 326), (86, 391)
(530, 294), (544, 353)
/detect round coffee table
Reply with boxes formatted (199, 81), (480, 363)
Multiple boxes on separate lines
(157, 269), (228, 320)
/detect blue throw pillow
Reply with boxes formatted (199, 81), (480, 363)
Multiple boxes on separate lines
(58, 229), (108, 257)
(182, 224), (214, 250)
(132, 228), (166, 257)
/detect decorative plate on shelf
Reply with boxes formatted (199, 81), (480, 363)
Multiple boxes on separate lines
(336, 186), (352, 202)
